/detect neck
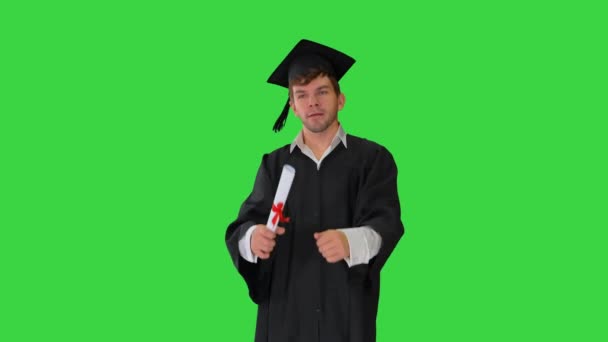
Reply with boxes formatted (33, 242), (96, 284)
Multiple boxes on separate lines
(302, 121), (340, 158)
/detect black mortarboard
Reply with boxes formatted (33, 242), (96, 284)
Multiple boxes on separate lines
(267, 39), (356, 132)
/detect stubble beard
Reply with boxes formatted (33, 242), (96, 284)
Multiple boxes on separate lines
(304, 112), (337, 134)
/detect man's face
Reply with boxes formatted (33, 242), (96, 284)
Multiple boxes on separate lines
(290, 75), (345, 134)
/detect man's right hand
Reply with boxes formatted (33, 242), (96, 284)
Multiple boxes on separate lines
(251, 224), (286, 259)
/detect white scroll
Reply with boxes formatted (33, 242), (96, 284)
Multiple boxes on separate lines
(266, 164), (296, 232)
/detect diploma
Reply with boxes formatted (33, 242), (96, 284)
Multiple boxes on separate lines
(266, 164), (296, 232)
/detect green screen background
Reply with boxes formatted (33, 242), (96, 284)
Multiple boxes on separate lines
(1, 1), (606, 341)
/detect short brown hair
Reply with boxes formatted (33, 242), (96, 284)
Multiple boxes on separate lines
(288, 69), (341, 100)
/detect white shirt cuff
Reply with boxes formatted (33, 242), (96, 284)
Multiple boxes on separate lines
(338, 226), (382, 267)
(238, 225), (258, 263)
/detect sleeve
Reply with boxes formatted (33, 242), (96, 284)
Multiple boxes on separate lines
(225, 155), (275, 304)
(337, 226), (382, 267)
(238, 225), (259, 263)
(352, 146), (405, 279)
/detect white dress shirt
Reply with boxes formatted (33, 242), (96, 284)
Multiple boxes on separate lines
(238, 125), (382, 267)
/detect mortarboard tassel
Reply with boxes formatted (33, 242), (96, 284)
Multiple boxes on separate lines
(272, 98), (290, 132)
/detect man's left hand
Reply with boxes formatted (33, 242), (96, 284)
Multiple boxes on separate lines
(314, 229), (350, 263)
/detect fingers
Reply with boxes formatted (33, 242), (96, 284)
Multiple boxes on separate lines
(256, 237), (275, 250)
(324, 255), (344, 263)
(318, 243), (339, 257)
(258, 226), (277, 239)
(319, 245), (343, 263)
(257, 250), (270, 259)
(253, 243), (273, 259)
(315, 231), (334, 249)
(253, 236), (275, 257)
(252, 225), (286, 259)
(315, 230), (347, 263)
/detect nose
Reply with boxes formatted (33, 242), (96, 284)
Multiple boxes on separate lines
(308, 94), (319, 107)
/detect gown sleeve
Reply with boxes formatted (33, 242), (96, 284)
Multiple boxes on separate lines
(352, 145), (405, 280)
(225, 155), (275, 304)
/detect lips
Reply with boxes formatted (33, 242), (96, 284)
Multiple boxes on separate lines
(307, 112), (323, 118)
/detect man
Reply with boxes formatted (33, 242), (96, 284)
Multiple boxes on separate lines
(226, 39), (404, 342)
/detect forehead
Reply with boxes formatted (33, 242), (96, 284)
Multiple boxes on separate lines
(291, 75), (333, 92)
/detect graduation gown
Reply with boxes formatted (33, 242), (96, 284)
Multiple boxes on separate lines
(226, 135), (404, 342)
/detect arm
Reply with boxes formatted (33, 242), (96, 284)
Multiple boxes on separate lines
(352, 146), (405, 278)
(338, 226), (382, 267)
(239, 224), (286, 263)
(314, 226), (381, 266)
(225, 156), (274, 303)
(238, 225), (258, 263)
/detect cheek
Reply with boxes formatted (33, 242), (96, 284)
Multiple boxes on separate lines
(292, 101), (304, 113)
(290, 103), (299, 116)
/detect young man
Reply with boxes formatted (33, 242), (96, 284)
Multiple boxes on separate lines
(225, 39), (404, 342)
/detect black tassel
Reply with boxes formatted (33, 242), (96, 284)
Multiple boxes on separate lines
(272, 98), (290, 132)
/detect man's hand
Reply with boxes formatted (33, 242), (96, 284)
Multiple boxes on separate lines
(251, 224), (286, 259)
(314, 229), (350, 263)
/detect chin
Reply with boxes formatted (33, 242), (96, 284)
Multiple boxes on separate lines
(305, 125), (329, 133)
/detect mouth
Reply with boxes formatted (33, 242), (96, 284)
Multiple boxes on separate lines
(307, 112), (323, 118)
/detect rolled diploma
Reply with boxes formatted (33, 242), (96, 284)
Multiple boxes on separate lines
(266, 164), (296, 232)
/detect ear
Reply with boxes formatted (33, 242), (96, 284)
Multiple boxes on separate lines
(338, 93), (346, 111)
(289, 99), (297, 115)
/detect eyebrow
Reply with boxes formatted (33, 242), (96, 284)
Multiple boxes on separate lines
(294, 85), (330, 94)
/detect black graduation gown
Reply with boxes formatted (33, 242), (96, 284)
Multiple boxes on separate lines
(225, 135), (404, 342)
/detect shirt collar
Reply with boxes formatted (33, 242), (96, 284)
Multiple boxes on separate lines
(290, 124), (348, 153)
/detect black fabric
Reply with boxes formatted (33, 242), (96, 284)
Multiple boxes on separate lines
(272, 98), (291, 133)
(225, 135), (404, 342)
(287, 53), (336, 84)
(267, 39), (356, 89)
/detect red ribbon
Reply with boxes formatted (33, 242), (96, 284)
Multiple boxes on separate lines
(271, 202), (290, 225)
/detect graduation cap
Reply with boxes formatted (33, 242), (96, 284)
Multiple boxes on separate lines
(267, 39), (356, 132)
